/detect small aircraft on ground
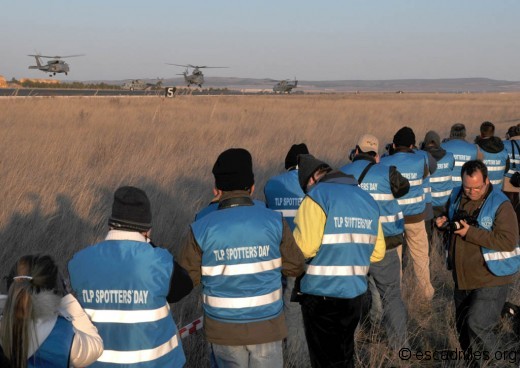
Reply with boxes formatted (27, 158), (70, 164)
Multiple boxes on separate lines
(166, 64), (228, 87)
(273, 78), (298, 93)
(28, 54), (84, 77)
(121, 78), (164, 91)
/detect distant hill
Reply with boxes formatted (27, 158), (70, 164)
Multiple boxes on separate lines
(84, 77), (520, 93)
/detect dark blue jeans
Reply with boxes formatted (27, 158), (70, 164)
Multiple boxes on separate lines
(454, 284), (510, 353)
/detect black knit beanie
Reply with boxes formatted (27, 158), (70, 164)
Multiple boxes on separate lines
(393, 127), (416, 147)
(285, 143), (309, 169)
(297, 154), (331, 192)
(108, 186), (152, 232)
(213, 148), (254, 191)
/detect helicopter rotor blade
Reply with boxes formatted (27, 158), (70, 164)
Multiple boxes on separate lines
(166, 63), (191, 68)
(33, 54), (85, 59)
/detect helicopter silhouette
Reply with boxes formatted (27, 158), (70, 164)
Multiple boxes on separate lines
(273, 78), (298, 93)
(28, 54), (84, 77)
(166, 64), (228, 87)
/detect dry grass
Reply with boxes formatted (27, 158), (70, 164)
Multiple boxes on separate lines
(1, 93), (520, 367)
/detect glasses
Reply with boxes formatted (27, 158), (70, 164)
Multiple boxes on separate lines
(463, 183), (486, 192)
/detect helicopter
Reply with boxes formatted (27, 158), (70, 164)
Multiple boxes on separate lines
(273, 78), (298, 93)
(28, 54), (84, 77)
(166, 64), (228, 87)
(121, 78), (164, 91)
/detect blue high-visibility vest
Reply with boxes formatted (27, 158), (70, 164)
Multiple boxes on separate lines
(340, 160), (404, 237)
(449, 187), (520, 276)
(69, 240), (185, 368)
(264, 170), (304, 231)
(301, 180), (379, 298)
(415, 149), (432, 205)
(381, 152), (426, 216)
(503, 139), (520, 179)
(195, 200), (265, 221)
(28, 316), (74, 368)
(428, 152), (455, 208)
(441, 139), (479, 183)
(192, 203), (284, 323)
(481, 149), (509, 187)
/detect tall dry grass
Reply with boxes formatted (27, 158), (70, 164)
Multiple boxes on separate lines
(1, 93), (520, 367)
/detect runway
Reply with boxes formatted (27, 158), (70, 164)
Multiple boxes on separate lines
(0, 88), (163, 97)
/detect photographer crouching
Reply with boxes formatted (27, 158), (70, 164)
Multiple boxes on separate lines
(436, 160), (519, 366)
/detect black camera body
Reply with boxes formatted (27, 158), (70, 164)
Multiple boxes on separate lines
(440, 210), (479, 232)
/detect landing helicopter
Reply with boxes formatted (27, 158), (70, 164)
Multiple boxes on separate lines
(28, 54), (84, 77)
(273, 78), (298, 93)
(166, 64), (228, 87)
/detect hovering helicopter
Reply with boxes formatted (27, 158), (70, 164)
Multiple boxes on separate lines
(273, 78), (298, 93)
(166, 64), (228, 87)
(28, 54), (84, 77)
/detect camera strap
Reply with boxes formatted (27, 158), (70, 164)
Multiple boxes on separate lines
(357, 162), (376, 184)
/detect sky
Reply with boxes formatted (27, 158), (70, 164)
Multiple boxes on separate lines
(2, 0), (519, 81)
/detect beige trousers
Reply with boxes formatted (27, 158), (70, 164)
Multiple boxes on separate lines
(397, 221), (434, 300)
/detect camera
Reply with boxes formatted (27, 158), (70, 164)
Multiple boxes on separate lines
(384, 143), (395, 155)
(439, 210), (478, 232)
(348, 148), (356, 162)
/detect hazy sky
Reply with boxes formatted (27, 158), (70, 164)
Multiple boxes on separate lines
(2, 0), (519, 81)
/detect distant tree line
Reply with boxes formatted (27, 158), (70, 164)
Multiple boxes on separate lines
(10, 78), (120, 90)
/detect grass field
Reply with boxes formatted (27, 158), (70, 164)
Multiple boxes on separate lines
(1, 93), (519, 367)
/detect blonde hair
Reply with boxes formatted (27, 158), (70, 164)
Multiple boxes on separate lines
(0, 255), (58, 368)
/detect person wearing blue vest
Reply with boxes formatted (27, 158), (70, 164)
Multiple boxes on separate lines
(436, 160), (519, 362)
(475, 121), (510, 188)
(264, 143), (310, 361)
(0, 254), (103, 368)
(441, 123), (483, 185)
(264, 143), (308, 231)
(380, 127), (435, 301)
(294, 154), (385, 368)
(68, 186), (193, 368)
(421, 131), (455, 216)
(503, 125), (520, 231)
(341, 134), (410, 350)
(180, 148), (305, 368)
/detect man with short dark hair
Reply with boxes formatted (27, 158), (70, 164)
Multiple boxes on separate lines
(180, 148), (305, 368)
(436, 160), (519, 362)
(69, 186), (193, 368)
(294, 154), (385, 367)
(475, 121), (509, 187)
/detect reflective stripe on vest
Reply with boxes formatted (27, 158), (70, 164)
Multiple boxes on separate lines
(98, 334), (179, 364)
(85, 304), (170, 324)
(203, 288), (282, 309)
(201, 258), (282, 276)
(307, 265), (370, 276)
(192, 203), (284, 323)
(431, 189), (453, 198)
(302, 181), (379, 298)
(449, 187), (520, 276)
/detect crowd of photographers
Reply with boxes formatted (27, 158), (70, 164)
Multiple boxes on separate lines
(1, 121), (519, 368)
